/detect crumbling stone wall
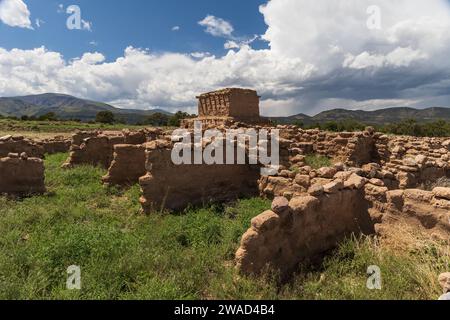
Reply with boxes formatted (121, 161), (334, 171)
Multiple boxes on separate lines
(102, 144), (146, 186)
(380, 136), (450, 188)
(236, 184), (375, 276)
(0, 153), (45, 195)
(40, 137), (71, 154)
(62, 130), (148, 169)
(139, 139), (260, 212)
(236, 172), (450, 276)
(262, 126), (450, 192)
(368, 187), (450, 239)
(276, 126), (378, 170)
(0, 135), (44, 158)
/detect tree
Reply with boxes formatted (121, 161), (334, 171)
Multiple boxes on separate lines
(143, 113), (169, 126)
(38, 112), (57, 121)
(168, 111), (194, 127)
(95, 111), (115, 124)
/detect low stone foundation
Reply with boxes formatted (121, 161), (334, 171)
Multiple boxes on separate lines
(0, 153), (45, 195)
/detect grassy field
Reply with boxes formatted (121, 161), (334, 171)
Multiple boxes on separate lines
(0, 153), (448, 300)
(0, 119), (150, 139)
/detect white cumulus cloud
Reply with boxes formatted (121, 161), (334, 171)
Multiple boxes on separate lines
(1, 0), (450, 117)
(198, 15), (234, 38)
(0, 0), (32, 29)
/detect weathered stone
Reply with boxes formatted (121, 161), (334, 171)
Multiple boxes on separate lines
(386, 190), (404, 211)
(439, 273), (450, 293)
(317, 167), (338, 179)
(433, 187), (450, 200)
(236, 188), (374, 276)
(251, 210), (280, 232)
(323, 180), (344, 194)
(368, 178), (384, 187)
(294, 174), (310, 188)
(271, 197), (290, 215)
(344, 173), (368, 189)
(308, 184), (324, 196)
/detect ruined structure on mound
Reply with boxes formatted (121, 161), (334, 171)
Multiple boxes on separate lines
(181, 88), (266, 128)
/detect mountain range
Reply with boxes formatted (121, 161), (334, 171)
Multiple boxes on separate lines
(0, 93), (170, 124)
(1, 93), (450, 125)
(270, 107), (450, 125)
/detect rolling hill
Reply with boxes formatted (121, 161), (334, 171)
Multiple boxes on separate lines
(0, 93), (171, 124)
(271, 107), (450, 125)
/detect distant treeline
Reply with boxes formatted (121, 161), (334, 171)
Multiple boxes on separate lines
(0, 112), (69, 122)
(135, 111), (196, 127)
(0, 111), (196, 127)
(2, 111), (450, 136)
(279, 118), (450, 137)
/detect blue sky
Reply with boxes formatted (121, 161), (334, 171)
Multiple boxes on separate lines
(0, 0), (269, 61)
(1, 0), (450, 116)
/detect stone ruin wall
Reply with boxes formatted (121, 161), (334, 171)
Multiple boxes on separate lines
(100, 125), (450, 213)
(0, 134), (71, 158)
(237, 173), (450, 276)
(139, 138), (261, 212)
(241, 127), (450, 277)
(102, 144), (146, 186)
(284, 126), (381, 162)
(380, 136), (450, 188)
(0, 134), (69, 196)
(227, 89), (260, 120)
(0, 153), (45, 195)
(40, 137), (71, 155)
(0, 135), (45, 158)
(269, 126), (450, 196)
(61, 129), (158, 169)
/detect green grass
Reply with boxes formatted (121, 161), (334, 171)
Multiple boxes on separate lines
(0, 153), (447, 300)
(0, 119), (151, 134)
(304, 154), (333, 169)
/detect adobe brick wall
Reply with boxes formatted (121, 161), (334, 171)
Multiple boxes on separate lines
(139, 139), (260, 212)
(102, 144), (146, 186)
(62, 130), (148, 169)
(236, 175), (450, 276)
(0, 135), (44, 158)
(0, 153), (45, 195)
